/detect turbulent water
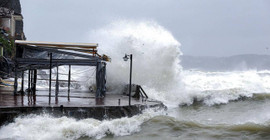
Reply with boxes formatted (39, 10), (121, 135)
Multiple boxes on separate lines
(1, 20), (270, 140)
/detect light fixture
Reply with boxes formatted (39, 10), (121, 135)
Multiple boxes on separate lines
(123, 53), (133, 106)
(123, 54), (129, 61)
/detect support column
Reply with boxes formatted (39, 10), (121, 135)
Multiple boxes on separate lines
(101, 62), (106, 97)
(96, 62), (107, 98)
(68, 65), (71, 101)
(33, 69), (37, 95)
(13, 65), (18, 95)
(13, 42), (18, 95)
(28, 69), (31, 94)
(30, 69), (33, 93)
(49, 53), (52, 104)
(96, 62), (101, 98)
(55, 64), (59, 96)
(20, 70), (24, 95)
(55, 64), (59, 104)
(33, 69), (37, 105)
(129, 54), (132, 106)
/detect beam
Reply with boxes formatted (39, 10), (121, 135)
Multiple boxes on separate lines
(23, 45), (98, 59)
(17, 58), (98, 66)
(15, 40), (98, 48)
(36, 44), (97, 52)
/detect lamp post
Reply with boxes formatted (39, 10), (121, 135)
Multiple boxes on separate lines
(123, 54), (132, 106)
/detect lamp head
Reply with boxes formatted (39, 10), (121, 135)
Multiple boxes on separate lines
(123, 54), (129, 61)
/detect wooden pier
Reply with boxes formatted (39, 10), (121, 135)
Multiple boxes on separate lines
(0, 87), (164, 126)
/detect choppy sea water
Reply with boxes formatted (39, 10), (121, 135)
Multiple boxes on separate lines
(1, 20), (270, 140)
(1, 81), (270, 140)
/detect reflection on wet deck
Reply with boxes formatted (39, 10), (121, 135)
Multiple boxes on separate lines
(0, 87), (153, 108)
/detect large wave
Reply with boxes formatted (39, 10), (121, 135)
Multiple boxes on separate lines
(180, 70), (270, 105)
(85, 20), (270, 107)
(2, 20), (270, 140)
(31, 20), (270, 107)
(87, 20), (182, 92)
(88, 20), (270, 107)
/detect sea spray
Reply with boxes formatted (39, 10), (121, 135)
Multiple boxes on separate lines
(2, 20), (270, 140)
(17, 20), (270, 108)
(87, 20), (184, 106)
(180, 70), (270, 105)
(87, 20), (182, 91)
(15, 20), (270, 107)
(0, 109), (164, 140)
(87, 20), (270, 107)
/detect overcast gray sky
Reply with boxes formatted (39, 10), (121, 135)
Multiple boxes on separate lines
(21, 0), (270, 56)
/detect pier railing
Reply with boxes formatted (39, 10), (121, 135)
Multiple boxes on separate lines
(136, 85), (148, 100)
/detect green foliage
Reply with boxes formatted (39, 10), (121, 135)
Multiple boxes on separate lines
(0, 33), (14, 57)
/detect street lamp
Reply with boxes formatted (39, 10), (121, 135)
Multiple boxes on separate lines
(123, 54), (132, 106)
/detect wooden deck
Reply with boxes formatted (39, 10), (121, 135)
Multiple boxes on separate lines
(0, 87), (157, 107)
(0, 86), (165, 126)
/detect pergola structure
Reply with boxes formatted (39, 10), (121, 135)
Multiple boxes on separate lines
(13, 40), (110, 102)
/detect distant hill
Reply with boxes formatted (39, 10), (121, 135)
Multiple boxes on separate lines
(180, 54), (270, 71)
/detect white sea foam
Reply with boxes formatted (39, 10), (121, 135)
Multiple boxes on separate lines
(19, 19), (270, 107)
(86, 20), (270, 106)
(15, 20), (270, 107)
(24, 20), (270, 107)
(179, 70), (270, 105)
(2, 19), (270, 139)
(0, 109), (163, 140)
(147, 70), (270, 106)
(87, 20), (182, 92)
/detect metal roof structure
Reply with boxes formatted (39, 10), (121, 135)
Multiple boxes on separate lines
(13, 40), (109, 98)
(15, 40), (98, 48)
(15, 40), (110, 70)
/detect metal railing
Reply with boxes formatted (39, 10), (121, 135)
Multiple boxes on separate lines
(137, 85), (148, 99)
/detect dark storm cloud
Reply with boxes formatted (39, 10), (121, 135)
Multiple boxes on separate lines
(21, 0), (270, 56)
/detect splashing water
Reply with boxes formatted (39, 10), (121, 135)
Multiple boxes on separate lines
(2, 20), (270, 140)
(87, 20), (185, 106)
(16, 20), (270, 106)
(87, 20), (270, 107)
(0, 110), (164, 140)
(180, 70), (270, 105)
(88, 20), (182, 92)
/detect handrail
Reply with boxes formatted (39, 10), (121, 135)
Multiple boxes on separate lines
(138, 85), (148, 99)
